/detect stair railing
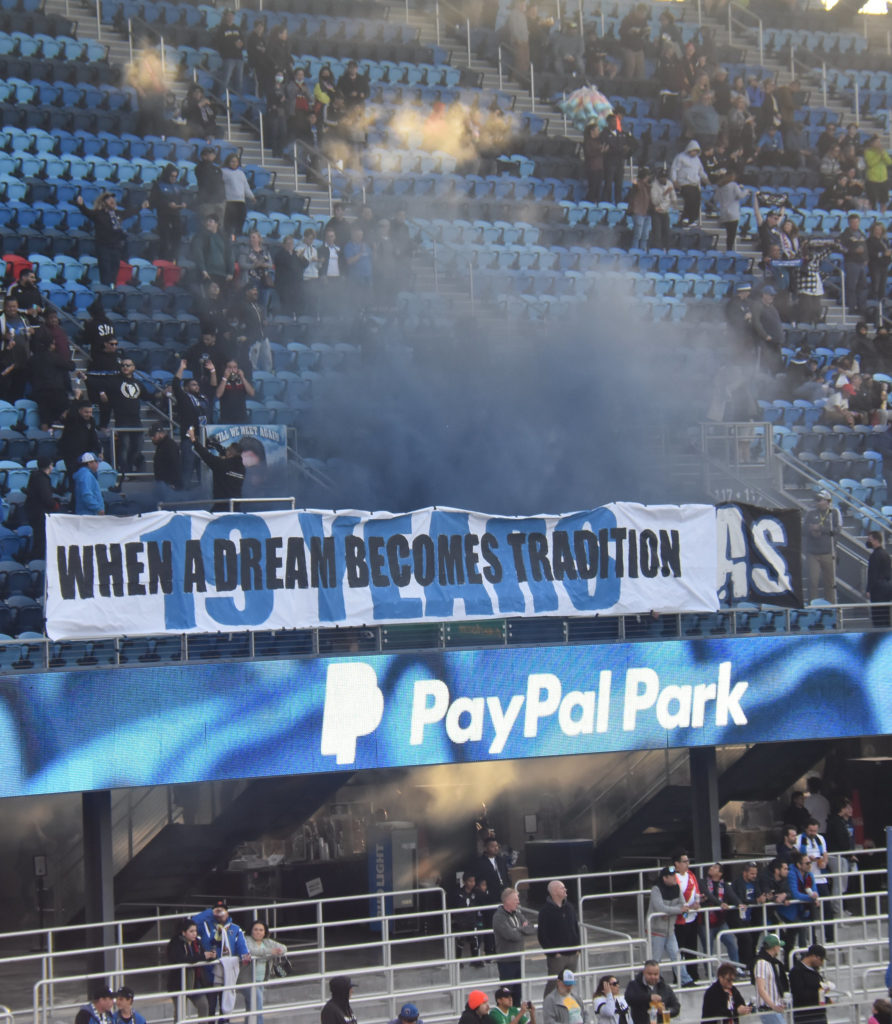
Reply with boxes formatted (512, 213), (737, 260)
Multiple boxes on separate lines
(431, 0), (472, 64)
(727, 1), (764, 67)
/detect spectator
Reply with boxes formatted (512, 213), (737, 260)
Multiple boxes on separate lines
(245, 18), (268, 95)
(181, 85), (217, 140)
(336, 60), (370, 116)
(24, 456), (55, 559)
(803, 490), (840, 603)
(537, 880), (580, 989)
(150, 164), (187, 262)
(296, 228), (321, 316)
(165, 918), (211, 1023)
(796, 820), (831, 939)
(324, 204), (352, 249)
(714, 173), (749, 252)
(288, 66), (316, 147)
(149, 423), (182, 494)
(170, 362), (212, 488)
(670, 140), (708, 227)
(314, 65), (338, 140)
(698, 863), (740, 966)
(627, 167), (652, 250)
(618, 3), (648, 79)
(752, 932), (788, 1024)
(8, 267), (45, 324)
(72, 452), (105, 515)
(459, 991), (490, 1024)
(780, 219), (800, 259)
(75, 986), (115, 1024)
(788, 944), (829, 1024)
(322, 977), (357, 1024)
(671, 849), (701, 985)
(267, 23), (291, 75)
(245, 920), (287, 1024)
(191, 214), (234, 287)
(869, 1000), (891, 1024)
(625, 960), (680, 1024)
(273, 234), (306, 317)
(389, 1006), (423, 1024)
(819, 145), (843, 186)
(195, 147), (225, 224)
(700, 963), (752, 1024)
(215, 358), (255, 423)
(757, 126), (784, 166)
(59, 397), (103, 476)
(684, 93), (720, 149)
(864, 135), (891, 213)
(797, 240), (831, 325)
(113, 988), (146, 1024)
(542, 970), (589, 1024)
(492, 887), (534, 1006)
(75, 192), (147, 287)
(601, 115), (629, 205)
(451, 871), (483, 962)
(751, 286), (784, 371)
(731, 861), (766, 971)
(784, 792), (812, 834)
(214, 9), (245, 95)
(650, 167), (676, 250)
(99, 356), (151, 476)
(222, 154), (255, 239)
(264, 71), (290, 156)
(238, 229), (276, 312)
(344, 225), (373, 306)
(593, 976), (629, 1024)
(647, 866), (690, 986)
(502, 1), (530, 83)
(865, 531), (892, 626)
(28, 328), (75, 430)
(815, 123), (838, 158)
(32, 306), (71, 361)
(804, 779), (830, 833)
(582, 123), (605, 203)
(840, 211), (869, 315)
(867, 222), (891, 306)
(776, 827), (800, 865)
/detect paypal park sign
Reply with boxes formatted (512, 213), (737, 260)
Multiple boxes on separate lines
(1, 631), (888, 797)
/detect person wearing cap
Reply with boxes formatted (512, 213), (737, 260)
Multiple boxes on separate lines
(72, 452), (105, 516)
(646, 867), (691, 987)
(113, 987), (146, 1024)
(492, 886), (535, 1006)
(187, 425), (246, 512)
(322, 976), (357, 1024)
(193, 900), (250, 1022)
(459, 990), (491, 1024)
(490, 986), (533, 1024)
(788, 944), (830, 1024)
(389, 1003), (424, 1024)
(624, 960), (680, 1024)
(699, 962), (752, 1024)
(754, 194), (783, 260)
(753, 934), (789, 1024)
(803, 491), (841, 603)
(543, 969), (590, 1024)
(538, 880), (581, 995)
(75, 985), (115, 1024)
(669, 140), (708, 227)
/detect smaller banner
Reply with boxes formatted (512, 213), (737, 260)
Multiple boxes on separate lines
(205, 424), (288, 496)
(716, 503), (803, 609)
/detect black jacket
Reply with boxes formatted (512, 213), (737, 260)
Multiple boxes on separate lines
(193, 440), (245, 505)
(24, 468), (55, 520)
(153, 436), (182, 488)
(165, 933), (207, 991)
(474, 852), (510, 899)
(195, 160), (225, 204)
(700, 981), (746, 1024)
(537, 897), (580, 955)
(321, 976), (357, 1024)
(867, 545), (892, 600)
(58, 409), (102, 474)
(789, 962), (826, 1024)
(625, 973), (681, 1024)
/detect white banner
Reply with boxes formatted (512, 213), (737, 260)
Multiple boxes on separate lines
(45, 503), (719, 640)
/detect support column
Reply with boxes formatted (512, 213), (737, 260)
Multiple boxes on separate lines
(690, 747), (721, 864)
(82, 790), (115, 987)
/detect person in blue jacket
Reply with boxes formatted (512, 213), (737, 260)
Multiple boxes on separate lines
(74, 985), (114, 1024)
(72, 452), (105, 515)
(774, 853), (818, 962)
(193, 900), (250, 1022)
(113, 987), (146, 1024)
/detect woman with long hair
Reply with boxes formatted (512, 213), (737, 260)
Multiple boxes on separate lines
(222, 153), (255, 238)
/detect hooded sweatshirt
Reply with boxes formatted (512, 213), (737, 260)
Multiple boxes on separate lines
(322, 976), (357, 1024)
(670, 141), (708, 188)
(647, 872), (685, 937)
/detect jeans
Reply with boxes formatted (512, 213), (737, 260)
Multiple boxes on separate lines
(631, 214), (651, 250)
(496, 959), (522, 1006)
(699, 922), (739, 964)
(845, 260), (869, 313)
(650, 211), (670, 250)
(652, 930), (692, 985)
(219, 57), (244, 95)
(97, 247), (122, 287)
(115, 427), (143, 475)
(249, 984), (263, 1024)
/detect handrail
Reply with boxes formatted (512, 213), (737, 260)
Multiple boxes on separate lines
(727, 1), (764, 67)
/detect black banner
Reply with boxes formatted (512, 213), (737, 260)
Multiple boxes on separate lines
(716, 503), (803, 609)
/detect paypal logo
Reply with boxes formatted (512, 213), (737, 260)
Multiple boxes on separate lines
(318, 658), (750, 768)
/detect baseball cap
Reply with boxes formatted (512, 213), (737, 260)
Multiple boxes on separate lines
(817, 489), (832, 500)
(212, 898), (229, 910)
(736, 282), (752, 293)
(558, 969), (576, 986)
(115, 988), (135, 1001)
(762, 285), (777, 295)
(495, 987), (514, 1001)
(79, 451), (99, 464)
(90, 985), (114, 1001)
(762, 933), (785, 949)
(467, 991), (488, 1011)
(399, 1005), (420, 1022)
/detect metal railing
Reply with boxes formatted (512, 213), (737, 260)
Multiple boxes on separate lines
(8, 850), (889, 1024)
(728, 1), (764, 67)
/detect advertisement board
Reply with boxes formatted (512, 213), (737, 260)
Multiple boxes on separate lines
(1, 631), (886, 798)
